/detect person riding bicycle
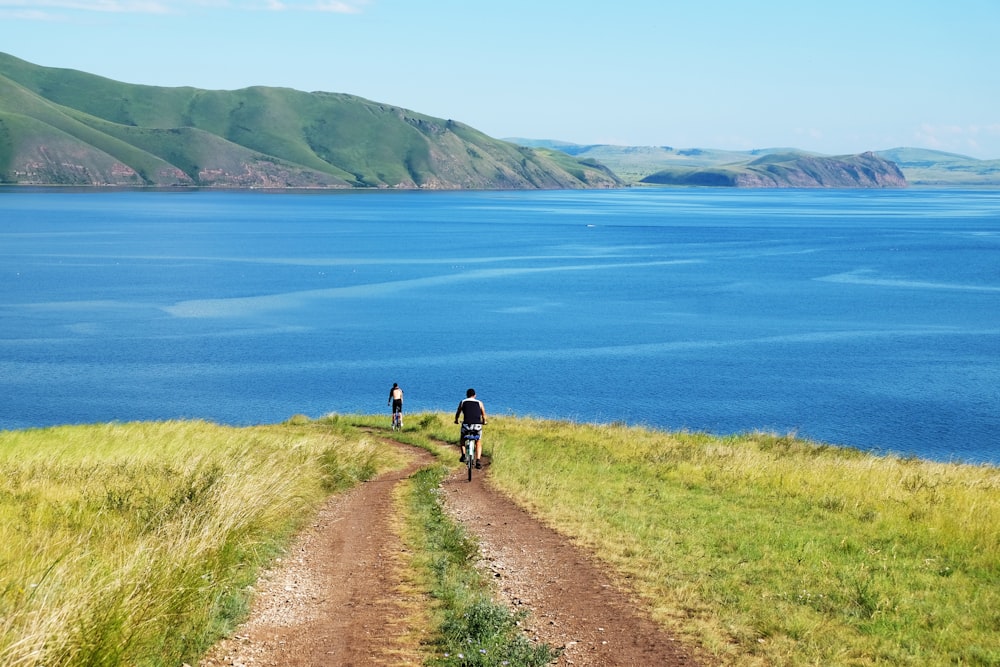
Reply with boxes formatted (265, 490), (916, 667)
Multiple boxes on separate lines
(388, 383), (404, 417)
(455, 388), (487, 469)
(387, 382), (403, 431)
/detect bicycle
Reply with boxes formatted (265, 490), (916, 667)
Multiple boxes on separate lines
(391, 408), (403, 431)
(460, 423), (482, 482)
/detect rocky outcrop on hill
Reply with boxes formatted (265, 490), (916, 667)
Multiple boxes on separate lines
(640, 152), (907, 188)
(736, 152), (907, 187)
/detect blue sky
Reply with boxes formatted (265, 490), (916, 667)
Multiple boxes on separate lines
(1, 0), (998, 158)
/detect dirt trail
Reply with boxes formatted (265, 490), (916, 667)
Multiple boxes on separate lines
(200, 439), (703, 666)
(199, 443), (434, 667)
(440, 453), (701, 666)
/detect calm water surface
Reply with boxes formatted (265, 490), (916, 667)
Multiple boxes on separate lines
(1, 187), (998, 464)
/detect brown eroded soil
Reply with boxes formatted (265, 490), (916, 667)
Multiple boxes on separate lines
(199, 438), (704, 666)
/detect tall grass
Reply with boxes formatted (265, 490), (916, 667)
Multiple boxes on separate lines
(0, 418), (380, 667)
(397, 464), (557, 667)
(5, 413), (997, 666)
(482, 417), (1000, 666)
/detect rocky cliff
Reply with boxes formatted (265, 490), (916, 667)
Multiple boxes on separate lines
(641, 151), (907, 188)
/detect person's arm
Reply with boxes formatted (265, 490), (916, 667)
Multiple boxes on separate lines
(454, 402), (462, 424)
(480, 400), (487, 423)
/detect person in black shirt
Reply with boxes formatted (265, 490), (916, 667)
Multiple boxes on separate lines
(454, 388), (487, 469)
(387, 383), (404, 414)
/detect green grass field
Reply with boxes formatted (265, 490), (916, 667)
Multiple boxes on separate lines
(0, 418), (382, 666)
(477, 418), (1000, 665)
(2, 415), (997, 666)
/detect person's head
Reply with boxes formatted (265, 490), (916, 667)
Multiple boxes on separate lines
(466, 388), (476, 398)
(392, 383), (398, 388)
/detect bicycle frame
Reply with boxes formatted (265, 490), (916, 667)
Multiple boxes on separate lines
(463, 433), (479, 481)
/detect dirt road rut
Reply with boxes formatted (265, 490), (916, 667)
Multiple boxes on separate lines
(200, 440), (702, 666)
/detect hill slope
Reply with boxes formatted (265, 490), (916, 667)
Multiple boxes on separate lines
(514, 139), (1000, 186)
(640, 151), (907, 188)
(877, 147), (1000, 185)
(0, 53), (621, 189)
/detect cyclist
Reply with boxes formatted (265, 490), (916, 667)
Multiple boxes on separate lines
(387, 383), (404, 424)
(454, 388), (487, 469)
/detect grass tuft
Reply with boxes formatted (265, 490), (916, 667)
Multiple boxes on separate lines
(400, 465), (558, 667)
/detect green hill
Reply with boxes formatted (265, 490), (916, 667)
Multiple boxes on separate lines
(0, 53), (621, 189)
(514, 139), (1000, 186)
(877, 147), (1000, 185)
(640, 151), (908, 188)
(506, 139), (781, 183)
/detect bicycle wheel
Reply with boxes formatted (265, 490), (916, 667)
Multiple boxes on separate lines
(466, 440), (474, 481)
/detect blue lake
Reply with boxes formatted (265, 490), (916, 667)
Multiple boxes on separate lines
(1, 187), (998, 464)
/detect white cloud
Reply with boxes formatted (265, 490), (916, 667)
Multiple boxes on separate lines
(0, 0), (369, 13)
(312, 0), (367, 12)
(794, 127), (825, 141)
(918, 124), (980, 150)
(911, 123), (1000, 159)
(0, 0), (171, 12)
(0, 8), (67, 19)
(259, 0), (369, 12)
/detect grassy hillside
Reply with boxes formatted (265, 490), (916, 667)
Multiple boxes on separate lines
(507, 139), (780, 183)
(514, 139), (1000, 186)
(878, 147), (1000, 185)
(641, 151), (907, 188)
(0, 73), (185, 185)
(3, 416), (996, 666)
(0, 52), (621, 189)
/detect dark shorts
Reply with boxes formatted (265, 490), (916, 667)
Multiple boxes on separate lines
(460, 423), (482, 440)
(392, 399), (403, 413)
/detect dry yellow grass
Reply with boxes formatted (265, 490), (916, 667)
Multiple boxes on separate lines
(0, 418), (381, 667)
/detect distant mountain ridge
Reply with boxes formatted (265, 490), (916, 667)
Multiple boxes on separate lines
(5, 52), (994, 190)
(640, 151), (906, 188)
(0, 52), (621, 189)
(510, 140), (1000, 187)
(875, 147), (1000, 186)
